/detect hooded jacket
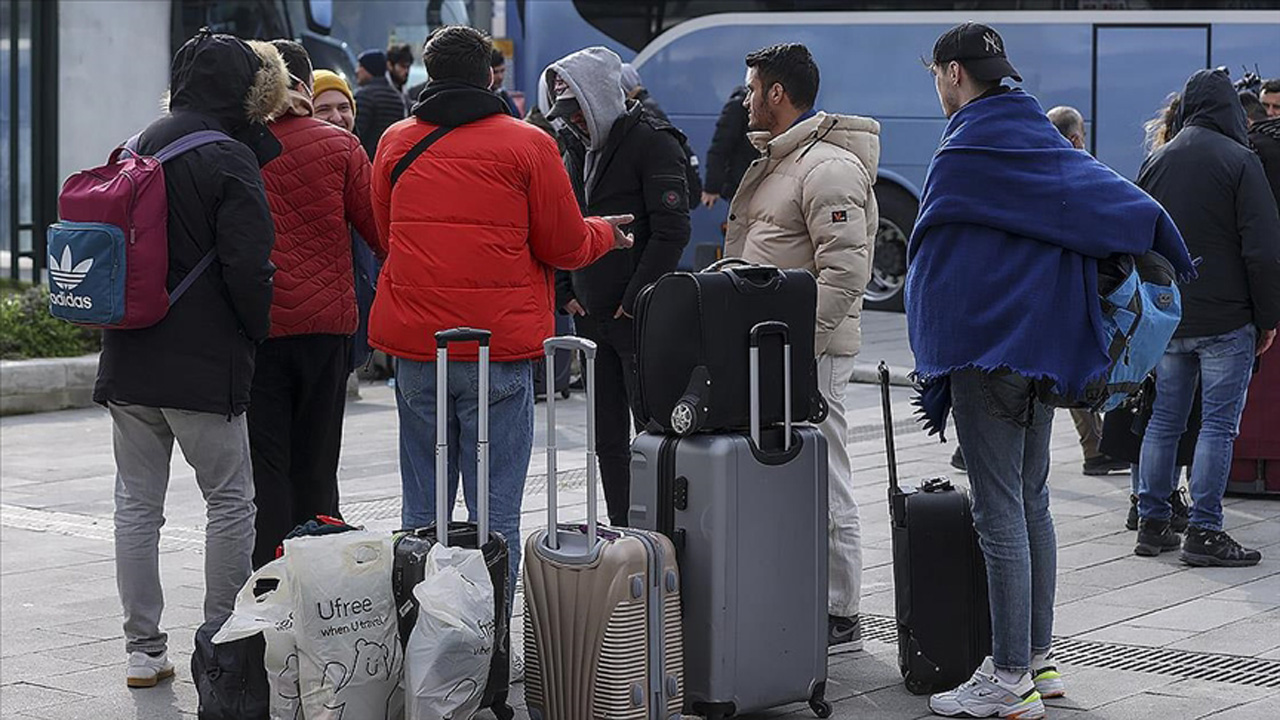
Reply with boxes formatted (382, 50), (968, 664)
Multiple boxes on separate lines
(1249, 116), (1280, 208)
(261, 100), (378, 338)
(906, 89), (1194, 435)
(544, 49), (692, 316)
(354, 74), (407, 160)
(725, 112), (880, 357)
(1138, 69), (1280, 338)
(704, 86), (757, 199)
(94, 32), (290, 416)
(368, 81), (617, 362)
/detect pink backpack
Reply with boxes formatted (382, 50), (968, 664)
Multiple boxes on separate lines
(48, 130), (231, 329)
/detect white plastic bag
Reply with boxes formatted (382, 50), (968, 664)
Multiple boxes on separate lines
(213, 558), (301, 720)
(286, 532), (404, 720)
(405, 544), (496, 720)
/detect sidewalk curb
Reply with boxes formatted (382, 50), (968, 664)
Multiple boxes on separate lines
(0, 354), (99, 416)
(851, 362), (914, 387)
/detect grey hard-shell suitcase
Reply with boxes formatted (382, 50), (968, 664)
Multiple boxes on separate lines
(630, 321), (832, 720)
(523, 337), (684, 720)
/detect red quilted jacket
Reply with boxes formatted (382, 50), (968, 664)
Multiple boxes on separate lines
(261, 114), (378, 338)
(368, 83), (616, 362)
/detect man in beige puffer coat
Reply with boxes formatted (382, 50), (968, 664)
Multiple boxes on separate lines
(724, 42), (880, 653)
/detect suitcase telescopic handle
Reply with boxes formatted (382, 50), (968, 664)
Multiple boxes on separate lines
(749, 321), (792, 451)
(544, 336), (599, 552)
(878, 362), (900, 494)
(433, 328), (493, 547)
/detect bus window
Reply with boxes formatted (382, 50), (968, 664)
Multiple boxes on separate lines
(172, 0), (292, 55)
(574, 0), (1280, 52)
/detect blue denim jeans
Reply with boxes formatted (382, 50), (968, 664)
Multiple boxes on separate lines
(951, 369), (1057, 675)
(1138, 324), (1256, 531)
(395, 357), (534, 592)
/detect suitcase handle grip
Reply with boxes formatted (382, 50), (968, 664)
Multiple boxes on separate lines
(749, 320), (789, 347)
(436, 327), (491, 348)
(726, 265), (784, 293)
(544, 337), (599, 552)
(545, 336), (597, 359)
(433, 328), (493, 546)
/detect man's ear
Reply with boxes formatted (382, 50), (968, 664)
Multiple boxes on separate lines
(769, 82), (784, 106)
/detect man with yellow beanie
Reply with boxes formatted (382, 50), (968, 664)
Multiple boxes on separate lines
(313, 69), (356, 133)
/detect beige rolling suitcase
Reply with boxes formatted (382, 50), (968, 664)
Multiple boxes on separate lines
(523, 336), (684, 720)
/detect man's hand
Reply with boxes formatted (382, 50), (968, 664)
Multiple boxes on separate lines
(602, 214), (635, 250)
(700, 191), (720, 209)
(564, 299), (587, 317)
(614, 306), (632, 320)
(1258, 328), (1276, 357)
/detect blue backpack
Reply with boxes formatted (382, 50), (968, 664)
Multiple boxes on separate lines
(1040, 252), (1182, 412)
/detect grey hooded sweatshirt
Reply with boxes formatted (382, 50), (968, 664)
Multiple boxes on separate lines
(543, 47), (627, 200)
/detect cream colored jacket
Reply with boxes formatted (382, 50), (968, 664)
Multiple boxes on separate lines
(724, 111), (880, 356)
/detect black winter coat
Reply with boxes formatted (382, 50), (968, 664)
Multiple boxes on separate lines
(94, 32), (281, 417)
(1138, 69), (1280, 338)
(355, 77), (407, 160)
(630, 88), (702, 205)
(555, 103), (692, 316)
(704, 86), (757, 200)
(1250, 117), (1280, 209)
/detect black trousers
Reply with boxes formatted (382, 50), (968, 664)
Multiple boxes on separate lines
(574, 313), (639, 526)
(248, 334), (351, 568)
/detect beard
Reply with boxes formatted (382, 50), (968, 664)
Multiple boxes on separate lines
(747, 101), (774, 132)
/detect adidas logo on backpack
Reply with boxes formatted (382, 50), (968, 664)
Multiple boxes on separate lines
(47, 130), (229, 329)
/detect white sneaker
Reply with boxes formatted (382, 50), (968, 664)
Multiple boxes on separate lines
(929, 657), (1045, 719)
(1031, 651), (1065, 699)
(126, 650), (175, 688)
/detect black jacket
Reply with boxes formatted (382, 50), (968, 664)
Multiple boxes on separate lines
(355, 76), (407, 160)
(1138, 69), (1280, 338)
(94, 32), (281, 416)
(704, 86), (756, 199)
(555, 103), (692, 316)
(1250, 117), (1280, 209)
(629, 88), (703, 206)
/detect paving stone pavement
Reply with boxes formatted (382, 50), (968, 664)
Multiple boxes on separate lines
(2, 312), (1278, 719)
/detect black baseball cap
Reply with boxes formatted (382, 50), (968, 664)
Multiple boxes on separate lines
(932, 22), (1022, 83)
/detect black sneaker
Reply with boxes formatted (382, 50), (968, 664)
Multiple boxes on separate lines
(951, 447), (967, 473)
(1181, 527), (1262, 567)
(1169, 488), (1190, 534)
(1126, 494), (1138, 531)
(1083, 455), (1131, 476)
(828, 614), (863, 654)
(1135, 519), (1181, 557)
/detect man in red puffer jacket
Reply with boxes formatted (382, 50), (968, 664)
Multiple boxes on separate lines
(369, 26), (633, 597)
(249, 40), (381, 567)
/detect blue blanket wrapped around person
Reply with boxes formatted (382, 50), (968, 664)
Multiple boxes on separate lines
(905, 89), (1195, 437)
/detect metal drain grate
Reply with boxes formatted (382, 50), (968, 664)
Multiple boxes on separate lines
(860, 615), (1280, 689)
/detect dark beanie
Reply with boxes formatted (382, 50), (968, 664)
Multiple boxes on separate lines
(358, 49), (387, 77)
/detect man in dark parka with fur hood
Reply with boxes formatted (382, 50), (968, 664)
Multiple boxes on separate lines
(93, 29), (289, 689)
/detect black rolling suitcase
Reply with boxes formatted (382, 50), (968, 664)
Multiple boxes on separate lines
(880, 363), (991, 695)
(632, 262), (826, 436)
(391, 328), (514, 720)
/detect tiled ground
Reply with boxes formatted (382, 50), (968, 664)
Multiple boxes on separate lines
(3, 312), (1278, 718)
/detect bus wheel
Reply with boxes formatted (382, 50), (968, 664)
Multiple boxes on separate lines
(864, 183), (917, 313)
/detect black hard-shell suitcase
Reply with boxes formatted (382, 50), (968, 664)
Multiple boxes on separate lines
(632, 262), (826, 436)
(880, 363), (991, 695)
(391, 328), (513, 720)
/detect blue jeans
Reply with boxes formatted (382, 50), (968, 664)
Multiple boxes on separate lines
(1138, 324), (1256, 531)
(951, 369), (1057, 675)
(395, 358), (534, 593)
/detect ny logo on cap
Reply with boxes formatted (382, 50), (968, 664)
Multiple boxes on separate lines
(983, 31), (1002, 55)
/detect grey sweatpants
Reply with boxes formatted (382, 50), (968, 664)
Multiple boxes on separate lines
(109, 403), (256, 654)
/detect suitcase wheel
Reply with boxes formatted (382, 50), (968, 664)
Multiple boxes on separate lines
(905, 677), (933, 695)
(491, 702), (514, 720)
(560, 389), (571, 399)
(810, 699), (833, 718)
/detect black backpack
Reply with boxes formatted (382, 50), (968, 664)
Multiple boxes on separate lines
(192, 614), (270, 720)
